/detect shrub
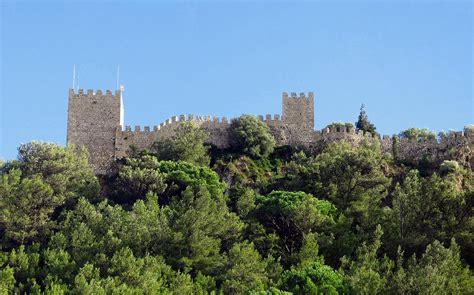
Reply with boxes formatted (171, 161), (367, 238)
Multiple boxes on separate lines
(230, 115), (276, 158)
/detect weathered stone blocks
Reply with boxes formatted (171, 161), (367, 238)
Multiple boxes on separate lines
(67, 89), (473, 174)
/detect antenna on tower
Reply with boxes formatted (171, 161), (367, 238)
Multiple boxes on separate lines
(116, 66), (120, 90)
(72, 64), (76, 90)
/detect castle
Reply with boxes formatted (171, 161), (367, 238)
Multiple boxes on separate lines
(67, 88), (473, 174)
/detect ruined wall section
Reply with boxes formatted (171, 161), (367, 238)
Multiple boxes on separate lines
(67, 89), (122, 174)
(381, 128), (474, 168)
(301, 126), (473, 169)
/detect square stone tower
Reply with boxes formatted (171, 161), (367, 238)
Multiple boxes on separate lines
(282, 92), (314, 131)
(67, 88), (123, 174)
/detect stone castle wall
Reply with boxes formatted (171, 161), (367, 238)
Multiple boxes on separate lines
(67, 89), (122, 174)
(67, 88), (473, 174)
(114, 114), (234, 159)
(282, 92), (314, 131)
(115, 117), (473, 169)
(382, 130), (473, 167)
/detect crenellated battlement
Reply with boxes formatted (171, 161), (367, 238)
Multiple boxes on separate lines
(378, 128), (474, 168)
(314, 125), (378, 147)
(317, 125), (474, 145)
(67, 88), (123, 174)
(69, 88), (121, 99)
(381, 128), (473, 145)
(67, 87), (473, 174)
(119, 114), (235, 135)
(257, 114), (282, 128)
(121, 114), (285, 131)
(282, 91), (315, 131)
(282, 91), (314, 100)
(321, 125), (355, 134)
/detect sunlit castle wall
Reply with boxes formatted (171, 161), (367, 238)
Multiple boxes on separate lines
(67, 89), (473, 174)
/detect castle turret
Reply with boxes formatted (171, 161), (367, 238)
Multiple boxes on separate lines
(67, 88), (123, 174)
(282, 92), (314, 131)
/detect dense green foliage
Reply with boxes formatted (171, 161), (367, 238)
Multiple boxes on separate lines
(152, 122), (211, 166)
(1, 124), (473, 293)
(230, 115), (276, 158)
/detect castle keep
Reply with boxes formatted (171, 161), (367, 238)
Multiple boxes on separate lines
(67, 88), (474, 174)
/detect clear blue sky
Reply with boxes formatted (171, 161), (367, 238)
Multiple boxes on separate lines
(1, 0), (472, 160)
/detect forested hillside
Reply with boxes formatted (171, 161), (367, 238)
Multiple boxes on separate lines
(1, 116), (473, 294)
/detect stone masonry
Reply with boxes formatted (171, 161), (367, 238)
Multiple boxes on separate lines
(67, 89), (123, 174)
(67, 88), (474, 174)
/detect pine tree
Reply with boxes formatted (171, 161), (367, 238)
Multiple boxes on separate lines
(355, 104), (377, 133)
